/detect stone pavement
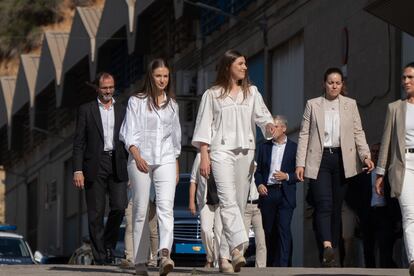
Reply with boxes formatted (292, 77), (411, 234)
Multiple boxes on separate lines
(0, 265), (408, 276)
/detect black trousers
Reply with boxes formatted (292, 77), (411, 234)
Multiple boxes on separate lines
(309, 149), (347, 252)
(360, 206), (396, 268)
(85, 154), (128, 263)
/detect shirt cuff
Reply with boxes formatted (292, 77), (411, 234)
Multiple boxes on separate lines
(286, 173), (289, 181)
(375, 167), (385, 175)
(73, 171), (83, 175)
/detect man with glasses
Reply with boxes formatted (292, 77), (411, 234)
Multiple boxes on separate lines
(72, 72), (128, 265)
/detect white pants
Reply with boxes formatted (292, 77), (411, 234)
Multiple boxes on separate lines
(210, 149), (253, 259)
(128, 159), (176, 264)
(200, 204), (222, 265)
(398, 152), (414, 263)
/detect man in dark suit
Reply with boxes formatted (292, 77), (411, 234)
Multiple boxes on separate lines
(255, 115), (298, 267)
(72, 72), (128, 265)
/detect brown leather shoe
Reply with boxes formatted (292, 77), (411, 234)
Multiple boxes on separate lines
(219, 258), (234, 273)
(159, 249), (174, 276)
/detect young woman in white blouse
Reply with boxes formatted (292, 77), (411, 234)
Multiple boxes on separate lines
(295, 67), (374, 267)
(375, 62), (414, 276)
(192, 50), (275, 273)
(120, 58), (181, 276)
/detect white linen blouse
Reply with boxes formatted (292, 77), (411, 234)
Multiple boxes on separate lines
(119, 95), (181, 165)
(192, 85), (273, 151)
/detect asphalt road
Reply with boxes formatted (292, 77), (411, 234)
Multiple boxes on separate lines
(0, 265), (408, 276)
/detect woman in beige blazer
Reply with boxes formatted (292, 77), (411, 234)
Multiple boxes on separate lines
(296, 67), (374, 266)
(375, 62), (414, 276)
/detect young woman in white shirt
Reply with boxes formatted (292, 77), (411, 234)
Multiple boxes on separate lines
(192, 50), (275, 273)
(120, 58), (181, 276)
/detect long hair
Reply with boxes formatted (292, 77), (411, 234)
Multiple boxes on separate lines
(323, 67), (347, 95)
(214, 49), (251, 100)
(136, 58), (175, 110)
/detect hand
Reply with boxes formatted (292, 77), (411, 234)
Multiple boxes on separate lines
(73, 172), (85, 189)
(189, 201), (196, 216)
(363, 158), (375, 173)
(265, 123), (276, 137)
(200, 154), (211, 179)
(176, 160), (180, 185)
(295, 167), (304, 182)
(135, 157), (149, 173)
(257, 184), (268, 196)
(273, 171), (288, 181)
(375, 175), (385, 196)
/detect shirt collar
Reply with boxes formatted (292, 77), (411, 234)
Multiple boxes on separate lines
(272, 136), (287, 146)
(97, 97), (115, 107)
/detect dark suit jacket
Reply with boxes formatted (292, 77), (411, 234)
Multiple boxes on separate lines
(255, 139), (298, 208)
(72, 99), (128, 182)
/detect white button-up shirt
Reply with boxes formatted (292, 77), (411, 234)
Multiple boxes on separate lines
(267, 137), (288, 185)
(192, 85), (273, 151)
(119, 95), (181, 165)
(323, 98), (341, 148)
(97, 97), (115, 151)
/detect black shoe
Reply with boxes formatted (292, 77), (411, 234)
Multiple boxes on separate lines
(94, 259), (106, 265)
(105, 248), (114, 265)
(322, 247), (336, 267)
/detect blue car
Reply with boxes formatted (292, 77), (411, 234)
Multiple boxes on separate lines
(172, 174), (256, 266)
(172, 173), (206, 266)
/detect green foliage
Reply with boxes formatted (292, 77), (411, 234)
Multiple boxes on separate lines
(0, 0), (65, 60)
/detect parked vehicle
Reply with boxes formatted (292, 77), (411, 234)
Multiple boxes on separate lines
(172, 173), (256, 266)
(172, 173), (206, 266)
(0, 225), (43, 264)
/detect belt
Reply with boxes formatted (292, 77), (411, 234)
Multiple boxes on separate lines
(247, 199), (259, 204)
(102, 150), (113, 157)
(267, 183), (282, 189)
(323, 147), (341, 154)
(406, 148), (414, 153)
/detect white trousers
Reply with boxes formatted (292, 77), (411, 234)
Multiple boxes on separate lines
(398, 152), (414, 263)
(210, 149), (253, 259)
(200, 204), (222, 264)
(128, 159), (176, 264)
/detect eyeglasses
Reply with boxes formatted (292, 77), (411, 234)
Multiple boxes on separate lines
(100, 86), (115, 90)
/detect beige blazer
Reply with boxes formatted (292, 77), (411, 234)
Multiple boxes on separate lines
(296, 95), (370, 179)
(376, 100), (407, 198)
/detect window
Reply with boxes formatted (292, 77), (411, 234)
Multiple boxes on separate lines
(271, 34), (304, 133)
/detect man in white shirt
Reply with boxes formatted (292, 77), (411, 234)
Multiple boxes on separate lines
(72, 72), (128, 265)
(255, 115), (298, 267)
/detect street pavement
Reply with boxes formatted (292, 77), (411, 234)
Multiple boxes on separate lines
(0, 265), (408, 276)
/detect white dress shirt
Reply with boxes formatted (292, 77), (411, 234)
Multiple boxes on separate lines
(267, 137), (288, 185)
(323, 97), (341, 148)
(97, 97), (115, 151)
(192, 85), (273, 150)
(406, 102), (414, 148)
(119, 95), (181, 165)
